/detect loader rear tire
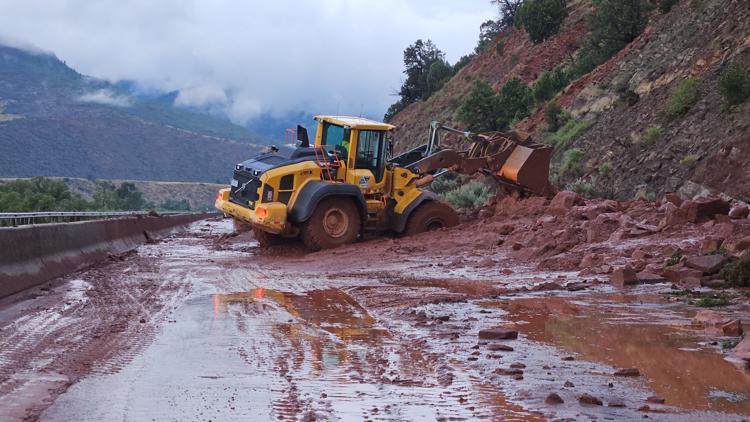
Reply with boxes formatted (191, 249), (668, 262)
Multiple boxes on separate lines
(403, 201), (459, 236)
(301, 197), (360, 250)
(252, 227), (287, 248)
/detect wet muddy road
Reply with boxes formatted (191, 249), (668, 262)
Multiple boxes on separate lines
(1, 218), (749, 421)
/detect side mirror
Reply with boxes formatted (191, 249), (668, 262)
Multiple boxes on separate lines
(297, 125), (310, 148)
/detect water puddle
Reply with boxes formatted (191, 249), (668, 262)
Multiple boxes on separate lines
(498, 293), (750, 415)
(215, 287), (389, 344)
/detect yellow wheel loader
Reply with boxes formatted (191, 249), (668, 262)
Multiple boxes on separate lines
(215, 116), (553, 250)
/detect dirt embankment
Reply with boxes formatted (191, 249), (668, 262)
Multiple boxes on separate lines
(389, 0), (750, 201)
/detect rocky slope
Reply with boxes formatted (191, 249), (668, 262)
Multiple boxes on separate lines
(0, 45), (266, 183)
(389, 0), (750, 203)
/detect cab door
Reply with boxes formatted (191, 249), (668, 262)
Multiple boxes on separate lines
(346, 129), (387, 194)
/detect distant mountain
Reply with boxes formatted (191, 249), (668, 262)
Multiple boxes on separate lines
(0, 45), (268, 183)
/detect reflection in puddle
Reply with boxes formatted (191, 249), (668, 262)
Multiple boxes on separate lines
(501, 295), (750, 415)
(215, 287), (389, 343)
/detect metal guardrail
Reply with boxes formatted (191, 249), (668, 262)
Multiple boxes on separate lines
(0, 211), (211, 227)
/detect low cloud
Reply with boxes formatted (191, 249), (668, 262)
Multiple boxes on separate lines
(77, 89), (133, 107)
(0, 1), (496, 123)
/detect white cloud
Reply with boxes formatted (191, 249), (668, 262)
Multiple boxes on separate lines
(0, 0), (496, 122)
(77, 89), (133, 107)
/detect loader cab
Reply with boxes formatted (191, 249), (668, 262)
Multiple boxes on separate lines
(312, 116), (395, 192)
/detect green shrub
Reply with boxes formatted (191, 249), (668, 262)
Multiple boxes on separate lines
(659, 0), (679, 13)
(515, 0), (568, 44)
(666, 78), (700, 117)
(598, 162), (611, 176)
(428, 173), (467, 195)
(680, 154), (698, 165)
(547, 118), (593, 151)
(533, 66), (570, 103)
(443, 181), (494, 210)
(640, 126), (661, 146)
(544, 103), (569, 132)
(566, 176), (613, 198)
(720, 251), (750, 287)
(692, 296), (730, 308)
(560, 148), (585, 179)
(667, 251), (683, 266)
(718, 62), (750, 108)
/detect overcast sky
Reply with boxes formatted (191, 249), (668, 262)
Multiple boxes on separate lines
(0, 0), (496, 123)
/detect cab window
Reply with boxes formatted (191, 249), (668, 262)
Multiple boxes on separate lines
(321, 123), (351, 158)
(355, 130), (386, 181)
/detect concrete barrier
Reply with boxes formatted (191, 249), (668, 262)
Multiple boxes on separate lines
(0, 213), (211, 299)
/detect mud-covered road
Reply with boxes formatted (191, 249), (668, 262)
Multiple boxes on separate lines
(1, 214), (749, 421)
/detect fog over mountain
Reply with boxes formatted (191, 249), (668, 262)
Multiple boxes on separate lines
(0, 0), (494, 126)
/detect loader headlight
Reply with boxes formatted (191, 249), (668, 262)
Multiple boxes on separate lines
(255, 207), (268, 220)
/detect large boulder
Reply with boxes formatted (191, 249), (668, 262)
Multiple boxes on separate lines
(685, 255), (728, 274)
(550, 191), (584, 210)
(610, 266), (638, 288)
(729, 205), (749, 220)
(681, 198), (731, 223)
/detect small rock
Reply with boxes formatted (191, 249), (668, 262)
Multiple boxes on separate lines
(477, 257), (495, 268)
(494, 368), (524, 376)
(512, 374), (524, 381)
(610, 266), (638, 288)
(566, 281), (589, 291)
(533, 281), (563, 291)
(638, 405), (651, 412)
(613, 368), (640, 377)
(564, 381), (575, 388)
(562, 356), (575, 361)
(478, 328), (518, 340)
(510, 363), (526, 369)
(579, 394), (603, 406)
(545, 392), (564, 405)
(700, 237), (725, 255)
(646, 396), (665, 404)
(729, 205), (749, 220)
(631, 249), (652, 260)
(664, 193), (683, 207)
(636, 271), (666, 284)
(487, 344), (514, 352)
(727, 236), (750, 253)
(722, 320), (743, 337)
(608, 398), (626, 408)
(139, 318), (146, 324)
(550, 191), (584, 210)
(685, 255), (728, 275)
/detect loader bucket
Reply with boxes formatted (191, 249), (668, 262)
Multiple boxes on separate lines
(497, 142), (555, 197)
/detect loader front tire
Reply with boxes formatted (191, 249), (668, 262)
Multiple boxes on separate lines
(403, 201), (459, 236)
(301, 197), (360, 250)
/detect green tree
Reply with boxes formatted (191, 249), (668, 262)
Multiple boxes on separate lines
(92, 181), (147, 211)
(573, 0), (648, 76)
(497, 77), (534, 126)
(385, 39), (456, 121)
(456, 80), (503, 132)
(515, 0), (568, 44)
(492, 0), (524, 27)
(0, 177), (90, 212)
(456, 77), (533, 132)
